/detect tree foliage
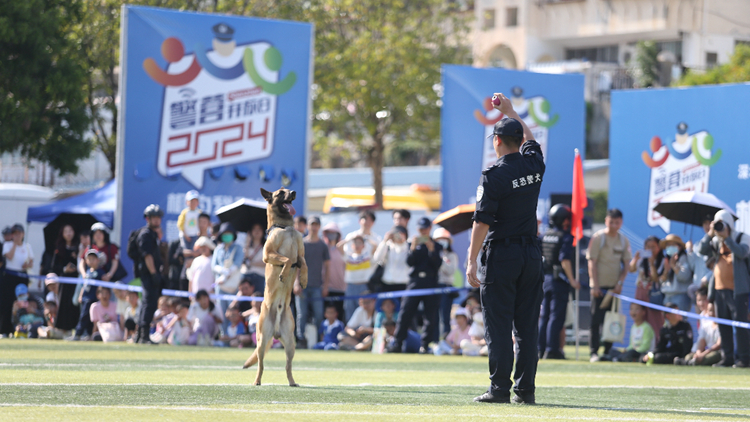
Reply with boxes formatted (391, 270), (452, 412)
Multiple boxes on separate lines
(631, 40), (659, 88)
(0, 0), (92, 175)
(676, 44), (750, 86)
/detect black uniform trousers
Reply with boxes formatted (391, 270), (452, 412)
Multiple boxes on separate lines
(0, 272), (28, 335)
(715, 289), (750, 365)
(395, 279), (439, 349)
(138, 270), (162, 331)
(590, 291), (614, 356)
(481, 241), (543, 397)
(538, 275), (569, 354)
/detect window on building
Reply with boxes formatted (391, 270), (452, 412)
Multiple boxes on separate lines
(482, 8), (495, 30)
(506, 7), (518, 27)
(565, 45), (619, 63)
(706, 52), (718, 68)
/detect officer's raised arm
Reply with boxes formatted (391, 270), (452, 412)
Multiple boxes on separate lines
(493, 93), (534, 143)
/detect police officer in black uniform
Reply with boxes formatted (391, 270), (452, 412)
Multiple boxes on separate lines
(466, 92), (545, 404)
(538, 204), (580, 360)
(135, 204), (164, 344)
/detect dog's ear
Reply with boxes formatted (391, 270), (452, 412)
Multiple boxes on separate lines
(260, 188), (273, 203)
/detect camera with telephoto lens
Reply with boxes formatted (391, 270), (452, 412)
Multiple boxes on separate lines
(714, 220), (725, 233)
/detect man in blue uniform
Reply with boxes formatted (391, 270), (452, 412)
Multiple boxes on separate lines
(466, 92), (545, 404)
(538, 204), (580, 360)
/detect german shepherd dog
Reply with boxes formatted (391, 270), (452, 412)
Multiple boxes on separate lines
(243, 188), (308, 386)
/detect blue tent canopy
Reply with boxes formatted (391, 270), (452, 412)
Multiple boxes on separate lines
(27, 180), (117, 228)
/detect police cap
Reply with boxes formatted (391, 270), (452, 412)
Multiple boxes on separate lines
(488, 118), (523, 139)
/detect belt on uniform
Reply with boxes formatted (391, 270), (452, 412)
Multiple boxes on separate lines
(490, 236), (538, 246)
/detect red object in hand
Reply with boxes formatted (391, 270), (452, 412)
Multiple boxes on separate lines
(492, 95), (501, 106)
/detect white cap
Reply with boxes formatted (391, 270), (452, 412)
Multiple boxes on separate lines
(454, 307), (469, 318)
(186, 190), (200, 201)
(714, 209), (735, 232)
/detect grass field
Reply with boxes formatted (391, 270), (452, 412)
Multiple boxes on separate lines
(1, 340), (749, 421)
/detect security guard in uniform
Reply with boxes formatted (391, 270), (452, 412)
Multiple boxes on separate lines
(135, 204), (165, 344)
(467, 92), (545, 405)
(538, 204), (580, 360)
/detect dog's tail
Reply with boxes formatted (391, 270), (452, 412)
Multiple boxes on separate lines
(243, 349), (258, 369)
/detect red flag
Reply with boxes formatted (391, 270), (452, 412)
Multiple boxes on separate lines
(571, 149), (588, 246)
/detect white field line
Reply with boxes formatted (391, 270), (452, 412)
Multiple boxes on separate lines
(0, 403), (740, 421)
(1, 382), (750, 391)
(0, 362), (467, 373)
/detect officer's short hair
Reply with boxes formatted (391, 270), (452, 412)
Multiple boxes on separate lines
(606, 208), (623, 219)
(498, 135), (523, 149)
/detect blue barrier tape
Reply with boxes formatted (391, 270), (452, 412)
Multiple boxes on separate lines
(30, 275), (467, 304)
(612, 293), (750, 330)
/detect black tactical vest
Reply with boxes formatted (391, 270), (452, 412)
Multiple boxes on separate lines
(541, 228), (564, 276)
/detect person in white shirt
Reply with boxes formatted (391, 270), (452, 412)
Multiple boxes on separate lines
(344, 210), (382, 256)
(373, 226), (411, 293)
(187, 290), (224, 346)
(338, 234), (378, 321)
(188, 236), (216, 295)
(338, 295), (376, 351)
(1, 224), (34, 337)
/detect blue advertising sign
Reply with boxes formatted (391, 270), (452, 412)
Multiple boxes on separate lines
(610, 83), (750, 242)
(115, 6), (312, 278)
(441, 65), (585, 263)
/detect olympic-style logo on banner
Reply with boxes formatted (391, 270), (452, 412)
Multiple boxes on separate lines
(642, 122), (722, 232)
(142, 23), (296, 189)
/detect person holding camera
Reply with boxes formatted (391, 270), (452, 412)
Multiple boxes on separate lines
(387, 217), (442, 354)
(135, 205), (165, 344)
(698, 209), (750, 368)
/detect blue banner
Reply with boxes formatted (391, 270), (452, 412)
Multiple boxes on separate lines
(610, 83), (750, 242)
(440, 65), (585, 264)
(116, 6), (312, 278)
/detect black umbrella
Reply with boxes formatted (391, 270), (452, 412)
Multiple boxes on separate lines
(215, 198), (268, 233)
(653, 191), (737, 227)
(42, 213), (99, 254)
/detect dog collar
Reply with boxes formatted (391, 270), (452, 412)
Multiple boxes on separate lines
(266, 224), (288, 237)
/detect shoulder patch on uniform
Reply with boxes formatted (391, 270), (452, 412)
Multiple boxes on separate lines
(476, 185), (484, 202)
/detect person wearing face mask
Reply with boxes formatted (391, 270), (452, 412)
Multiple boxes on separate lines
(433, 227), (459, 340)
(658, 235), (693, 313)
(211, 223), (244, 335)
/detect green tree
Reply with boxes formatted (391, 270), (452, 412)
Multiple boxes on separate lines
(676, 44), (750, 86)
(632, 40), (659, 88)
(0, 0), (92, 176)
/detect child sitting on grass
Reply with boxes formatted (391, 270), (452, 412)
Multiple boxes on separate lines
(166, 301), (192, 346)
(313, 305), (345, 350)
(434, 307), (472, 356)
(122, 291), (141, 342)
(89, 287), (123, 342)
(37, 301), (64, 339)
(151, 297), (178, 344)
(12, 285), (44, 339)
(374, 298), (398, 329)
(675, 289), (721, 366)
(383, 319), (420, 353)
(460, 312), (488, 356)
(219, 306), (246, 347)
(600, 303), (654, 362)
(338, 294), (376, 351)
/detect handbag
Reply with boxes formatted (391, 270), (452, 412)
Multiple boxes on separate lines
(367, 244), (389, 293)
(219, 245), (242, 293)
(601, 296), (626, 344)
(111, 259), (128, 282)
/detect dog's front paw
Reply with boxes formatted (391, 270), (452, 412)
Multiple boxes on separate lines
(289, 383), (299, 387)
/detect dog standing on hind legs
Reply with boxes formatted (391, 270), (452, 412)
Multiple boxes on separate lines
(243, 187), (307, 386)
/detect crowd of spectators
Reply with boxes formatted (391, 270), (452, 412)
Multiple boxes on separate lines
(1, 192), (748, 369)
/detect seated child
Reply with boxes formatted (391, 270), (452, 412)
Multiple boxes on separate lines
(675, 293), (721, 366)
(89, 287), (123, 342)
(374, 298), (398, 329)
(219, 306), (247, 347)
(434, 307), (472, 356)
(151, 296), (171, 331)
(600, 303), (654, 362)
(239, 292), (281, 348)
(338, 295), (376, 351)
(149, 296), (182, 343)
(166, 301), (193, 346)
(383, 319), (420, 353)
(12, 285), (45, 339)
(461, 312), (488, 356)
(643, 302), (693, 364)
(122, 291), (141, 342)
(188, 290), (223, 346)
(313, 305), (345, 350)
(37, 301), (64, 339)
